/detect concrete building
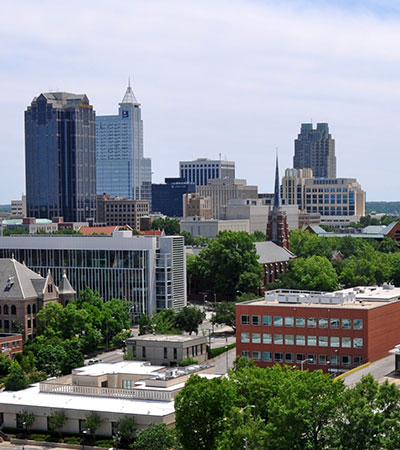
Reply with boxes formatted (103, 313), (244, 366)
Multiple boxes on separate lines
(10, 196), (26, 219)
(151, 178), (195, 217)
(25, 92), (96, 222)
(183, 193), (212, 219)
(236, 285), (400, 374)
(180, 217), (250, 238)
(281, 168), (365, 227)
(293, 123), (336, 178)
(96, 83), (152, 203)
(223, 199), (268, 234)
(179, 158), (235, 186)
(0, 232), (186, 317)
(126, 334), (208, 366)
(197, 179), (258, 219)
(0, 333), (23, 359)
(0, 361), (218, 435)
(96, 194), (149, 229)
(0, 217), (88, 236)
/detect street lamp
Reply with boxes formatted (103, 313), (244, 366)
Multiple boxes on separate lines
(225, 337), (229, 373)
(82, 429), (89, 450)
(300, 358), (313, 371)
(113, 432), (121, 450)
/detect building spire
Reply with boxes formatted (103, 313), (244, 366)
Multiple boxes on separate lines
(120, 80), (139, 105)
(273, 148), (281, 209)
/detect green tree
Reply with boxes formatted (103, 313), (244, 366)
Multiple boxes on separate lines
(249, 230), (266, 242)
(153, 309), (179, 334)
(0, 353), (11, 376)
(115, 416), (136, 445)
(35, 341), (67, 376)
(139, 314), (153, 335)
(175, 306), (205, 335)
(61, 338), (84, 374)
(211, 302), (236, 331)
(196, 231), (263, 298)
(48, 410), (67, 438)
(135, 423), (175, 450)
(17, 409), (35, 434)
(151, 217), (180, 235)
(84, 411), (101, 442)
(175, 375), (236, 450)
(4, 361), (28, 391)
(378, 236), (398, 253)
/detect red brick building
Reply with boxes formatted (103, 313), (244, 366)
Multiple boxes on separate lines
(0, 333), (23, 359)
(236, 286), (400, 374)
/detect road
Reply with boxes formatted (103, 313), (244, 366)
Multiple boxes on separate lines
(84, 348), (124, 365)
(343, 354), (395, 386)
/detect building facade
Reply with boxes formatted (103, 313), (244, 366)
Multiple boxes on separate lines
(25, 92), (96, 222)
(293, 123), (336, 178)
(96, 83), (152, 203)
(182, 193), (212, 219)
(0, 333), (23, 359)
(151, 178), (195, 217)
(10, 196), (26, 219)
(96, 194), (149, 229)
(180, 217), (250, 238)
(0, 232), (186, 317)
(236, 286), (400, 374)
(179, 158), (235, 186)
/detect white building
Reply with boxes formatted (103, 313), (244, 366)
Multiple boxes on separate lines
(180, 217), (250, 238)
(0, 231), (186, 316)
(179, 158), (235, 186)
(10, 196), (26, 218)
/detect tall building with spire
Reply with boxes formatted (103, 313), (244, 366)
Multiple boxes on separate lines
(96, 82), (152, 203)
(266, 154), (290, 249)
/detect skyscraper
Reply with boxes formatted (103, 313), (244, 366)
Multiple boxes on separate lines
(96, 83), (152, 203)
(25, 92), (96, 222)
(293, 123), (336, 178)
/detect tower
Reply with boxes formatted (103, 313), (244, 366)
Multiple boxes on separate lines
(266, 154), (290, 249)
(293, 123), (336, 178)
(96, 82), (152, 203)
(25, 92), (96, 222)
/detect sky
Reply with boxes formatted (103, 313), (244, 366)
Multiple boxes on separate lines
(1, 0), (400, 203)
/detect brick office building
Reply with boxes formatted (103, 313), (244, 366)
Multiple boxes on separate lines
(0, 333), (23, 359)
(236, 286), (400, 374)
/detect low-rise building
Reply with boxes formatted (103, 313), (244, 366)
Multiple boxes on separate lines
(183, 193), (212, 219)
(236, 285), (400, 374)
(0, 333), (23, 359)
(126, 334), (208, 366)
(255, 242), (296, 286)
(180, 217), (250, 238)
(10, 196), (26, 219)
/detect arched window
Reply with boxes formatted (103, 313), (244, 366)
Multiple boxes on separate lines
(3, 305), (8, 315)
(11, 305), (16, 315)
(32, 304), (36, 314)
(27, 304), (31, 315)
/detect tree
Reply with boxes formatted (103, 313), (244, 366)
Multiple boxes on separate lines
(84, 411), (101, 442)
(17, 409), (35, 434)
(378, 237), (398, 254)
(153, 309), (179, 334)
(48, 410), (67, 438)
(0, 353), (11, 376)
(139, 314), (153, 335)
(115, 416), (136, 445)
(196, 231), (263, 298)
(175, 306), (205, 335)
(151, 217), (180, 235)
(175, 375), (236, 450)
(4, 361), (28, 391)
(211, 302), (236, 331)
(250, 230), (266, 242)
(135, 423), (175, 450)
(35, 341), (67, 376)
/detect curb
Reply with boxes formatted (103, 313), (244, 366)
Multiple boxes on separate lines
(334, 361), (371, 381)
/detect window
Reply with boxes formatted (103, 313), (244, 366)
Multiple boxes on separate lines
(353, 319), (363, 330)
(26, 304), (31, 315)
(3, 305), (8, 315)
(330, 318), (339, 329)
(274, 316), (283, 327)
(353, 338), (363, 349)
(263, 315), (272, 326)
(142, 346), (146, 358)
(307, 317), (316, 328)
(241, 315), (249, 325)
(342, 356), (351, 366)
(307, 354), (316, 363)
(319, 336), (328, 347)
(307, 336), (317, 346)
(252, 351), (261, 361)
(11, 305), (16, 315)
(342, 337), (352, 348)
(252, 315), (260, 326)
(252, 333), (261, 344)
(274, 334), (283, 345)
(164, 348), (168, 359)
(319, 355), (328, 365)
(296, 317), (305, 327)
(274, 352), (283, 362)
(263, 333), (272, 344)
(285, 316), (294, 327)
(354, 356), (363, 365)
(27, 319), (31, 328)
(342, 319), (351, 329)
(296, 353), (306, 363)
(285, 335), (294, 345)
(263, 352), (272, 362)
(4, 320), (9, 329)
(285, 353), (294, 363)
(318, 318), (328, 328)
(241, 350), (250, 359)
(330, 355), (339, 365)
(122, 379), (134, 389)
(241, 333), (250, 343)
(330, 337), (340, 347)
(296, 335), (306, 346)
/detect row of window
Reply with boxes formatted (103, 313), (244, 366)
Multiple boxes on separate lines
(241, 315), (363, 330)
(0, 304), (37, 315)
(241, 333), (363, 348)
(241, 350), (362, 366)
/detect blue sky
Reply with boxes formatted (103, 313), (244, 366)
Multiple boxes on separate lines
(1, 0), (399, 202)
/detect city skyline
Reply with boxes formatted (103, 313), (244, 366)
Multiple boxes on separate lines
(1, 0), (400, 202)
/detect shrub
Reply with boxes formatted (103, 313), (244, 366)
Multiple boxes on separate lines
(208, 343), (236, 359)
(179, 357), (199, 367)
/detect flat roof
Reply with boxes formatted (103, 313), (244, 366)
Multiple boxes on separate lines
(73, 361), (165, 377)
(246, 298), (392, 310)
(128, 334), (207, 343)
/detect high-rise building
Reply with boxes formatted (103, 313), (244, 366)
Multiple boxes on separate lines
(25, 93), (96, 222)
(96, 83), (152, 204)
(152, 178), (196, 217)
(179, 158), (235, 186)
(293, 123), (336, 178)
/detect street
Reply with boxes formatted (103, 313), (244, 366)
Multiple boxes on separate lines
(343, 354), (395, 386)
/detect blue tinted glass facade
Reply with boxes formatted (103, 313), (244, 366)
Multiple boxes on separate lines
(152, 178), (195, 217)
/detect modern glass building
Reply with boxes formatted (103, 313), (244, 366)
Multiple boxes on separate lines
(0, 232), (186, 318)
(151, 178), (196, 217)
(96, 83), (152, 204)
(25, 92), (96, 222)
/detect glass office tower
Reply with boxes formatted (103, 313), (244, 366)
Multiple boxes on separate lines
(25, 92), (96, 222)
(96, 83), (152, 203)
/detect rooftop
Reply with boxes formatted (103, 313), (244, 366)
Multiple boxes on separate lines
(127, 334), (207, 344)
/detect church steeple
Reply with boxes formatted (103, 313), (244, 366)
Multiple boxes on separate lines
(120, 79), (140, 105)
(273, 150), (281, 209)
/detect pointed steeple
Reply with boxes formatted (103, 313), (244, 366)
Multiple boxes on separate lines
(120, 79), (139, 105)
(273, 149), (281, 209)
